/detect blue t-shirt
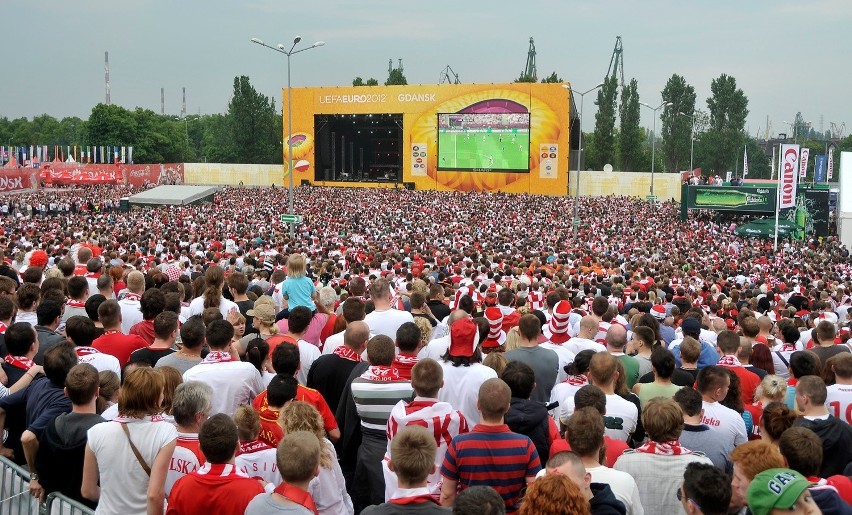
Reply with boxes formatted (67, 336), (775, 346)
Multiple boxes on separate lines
(0, 377), (72, 438)
(282, 276), (316, 311)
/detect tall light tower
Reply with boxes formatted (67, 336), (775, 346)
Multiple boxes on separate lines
(251, 36), (326, 239)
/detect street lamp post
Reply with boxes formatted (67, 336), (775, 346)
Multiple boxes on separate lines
(562, 82), (603, 238)
(675, 111), (695, 173)
(640, 100), (671, 200)
(251, 36), (325, 239)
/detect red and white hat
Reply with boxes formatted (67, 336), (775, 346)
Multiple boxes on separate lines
(482, 307), (506, 349)
(449, 317), (479, 357)
(651, 305), (666, 320)
(545, 300), (572, 344)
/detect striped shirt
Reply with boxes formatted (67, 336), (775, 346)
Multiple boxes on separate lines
(351, 378), (414, 431)
(441, 424), (541, 513)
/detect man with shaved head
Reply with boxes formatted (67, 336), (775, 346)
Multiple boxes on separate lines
(440, 378), (541, 512)
(607, 324), (640, 389)
(567, 315), (607, 355)
(308, 320), (370, 413)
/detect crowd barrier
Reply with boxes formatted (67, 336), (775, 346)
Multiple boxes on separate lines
(0, 457), (93, 515)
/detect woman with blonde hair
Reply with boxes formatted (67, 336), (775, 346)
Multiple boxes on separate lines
(82, 367), (177, 515)
(503, 326), (522, 352)
(412, 316), (433, 346)
(744, 374), (787, 441)
(281, 253), (316, 315)
(188, 265), (238, 318)
(280, 401), (353, 515)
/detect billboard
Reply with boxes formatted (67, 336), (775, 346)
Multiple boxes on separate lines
(685, 185), (776, 213)
(285, 83), (570, 195)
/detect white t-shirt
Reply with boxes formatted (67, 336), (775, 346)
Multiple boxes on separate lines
(165, 433), (202, 496)
(417, 334), (451, 361)
(187, 295), (239, 319)
(183, 361), (265, 416)
(76, 348), (121, 376)
(437, 361), (497, 425)
(539, 342), (575, 384)
(364, 308), (415, 340)
(552, 380), (587, 423)
(565, 337), (606, 355)
(307, 440), (354, 515)
(587, 465), (645, 515)
(601, 394), (639, 442)
(702, 400), (748, 447)
(87, 418), (177, 515)
(295, 339), (320, 385)
(118, 298), (143, 334)
(826, 383), (852, 425)
(236, 444), (282, 485)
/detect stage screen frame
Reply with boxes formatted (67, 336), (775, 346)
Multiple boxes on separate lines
(436, 112), (531, 173)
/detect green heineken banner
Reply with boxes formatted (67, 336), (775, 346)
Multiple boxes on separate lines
(685, 186), (775, 212)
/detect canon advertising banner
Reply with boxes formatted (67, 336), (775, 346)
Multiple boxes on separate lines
(778, 144), (800, 209)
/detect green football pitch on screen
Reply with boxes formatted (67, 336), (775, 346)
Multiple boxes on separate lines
(438, 131), (530, 171)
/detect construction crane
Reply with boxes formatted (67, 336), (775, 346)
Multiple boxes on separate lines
(388, 58), (404, 75)
(522, 37), (537, 82)
(439, 65), (461, 84)
(605, 36), (625, 88)
(831, 122), (846, 139)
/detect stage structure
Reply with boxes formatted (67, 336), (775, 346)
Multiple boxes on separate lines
(127, 185), (217, 207)
(283, 83), (571, 195)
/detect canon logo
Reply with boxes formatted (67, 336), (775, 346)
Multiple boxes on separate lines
(781, 147), (798, 206)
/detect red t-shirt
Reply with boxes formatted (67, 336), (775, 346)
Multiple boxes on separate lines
(721, 365), (761, 406)
(129, 319), (156, 345)
(253, 384), (337, 434)
(91, 331), (149, 366)
(166, 463), (264, 515)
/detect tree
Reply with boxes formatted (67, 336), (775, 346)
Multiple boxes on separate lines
(540, 72), (562, 83)
(515, 73), (536, 83)
(385, 69), (407, 86)
(703, 74), (749, 174)
(226, 76), (279, 164)
(618, 79), (641, 172)
(587, 75), (618, 169)
(659, 74), (697, 173)
(85, 104), (136, 150)
(354, 77), (379, 87)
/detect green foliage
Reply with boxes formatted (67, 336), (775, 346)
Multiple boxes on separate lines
(618, 79), (641, 172)
(742, 138), (771, 179)
(702, 74), (749, 175)
(354, 77), (379, 87)
(540, 72), (562, 83)
(587, 75), (618, 169)
(515, 73), (536, 83)
(385, 69), (407, 86)
(226, 76), (280, 164)
(660, 74), (697, 173)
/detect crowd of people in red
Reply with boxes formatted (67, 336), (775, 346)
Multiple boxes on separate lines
(0, 183), (850, 515)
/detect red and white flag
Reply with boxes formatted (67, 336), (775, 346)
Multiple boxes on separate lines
(742, 145), (749, 177)
(778, 144), (800, 209)
(799, 148), (810, 179)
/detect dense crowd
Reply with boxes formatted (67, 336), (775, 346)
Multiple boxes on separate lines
(0, 183), (851, 515)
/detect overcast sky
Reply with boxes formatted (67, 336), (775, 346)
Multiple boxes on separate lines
(3, 0), (850, 140)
